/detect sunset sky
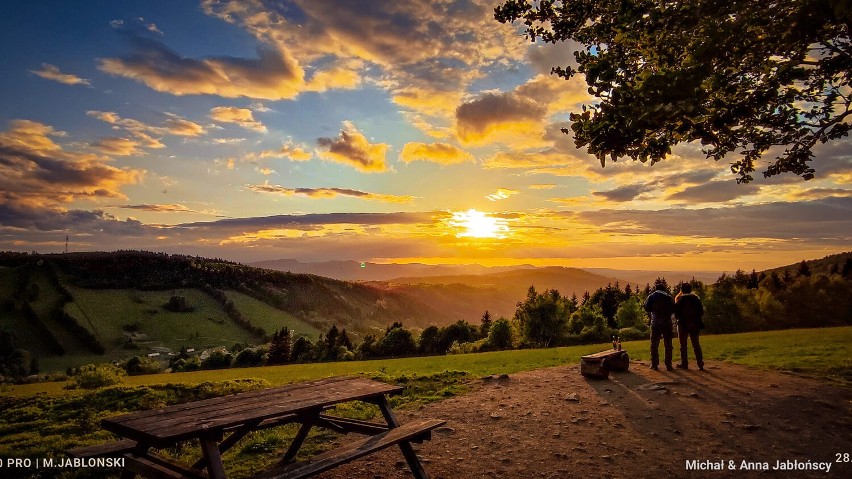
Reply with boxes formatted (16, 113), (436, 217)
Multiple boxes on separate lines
(1, 0), (850, 272)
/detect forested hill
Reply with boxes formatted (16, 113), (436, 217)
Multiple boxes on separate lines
(763, 251), (852, 277)
(0, 251), (449, 372)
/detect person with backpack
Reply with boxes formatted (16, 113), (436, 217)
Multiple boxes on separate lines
(674, 283), (705, 370)
(644, 283), (674, 371)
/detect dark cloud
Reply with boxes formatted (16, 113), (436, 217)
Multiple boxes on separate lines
(0, 203), (146, 236)
(246, 185), (413, 202)
(593, 184), (654, 202)
(179, 211), (446, 231)
(667, 180), (760, 203)
(577, 197), (852, 240)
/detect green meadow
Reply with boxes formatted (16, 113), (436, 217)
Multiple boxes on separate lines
(223, 290), (321, 338)
(6, 326), (851, 397)
(0, 326), (849, 479)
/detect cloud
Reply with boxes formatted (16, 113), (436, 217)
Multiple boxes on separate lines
(86, 110), (205, 148)
(241, 140), (312, 163)
(247, 184), (413, 203)
(667, 180), (760, 204)
(200, 0), (527, 125)
(576, 197), (852, 241)
(114, 203), (216, 214)
(213, 137), (246, 145)
(99, 36), (306, 100)
(593, 184), (655, 202)
(89, 137), (145, 157)
(210, 106), (267, 133)
(163, 114), (206, 136)
(29, 63), (91, 86)
(399, 142), (473, 165)
(456, 91), (547, 146)
(529, 184), (556, 190)
(316, 121), (388, 172)
(526, 42), (581, 75)
(0, 120), (144, 210)
(485, 188), (519, 201)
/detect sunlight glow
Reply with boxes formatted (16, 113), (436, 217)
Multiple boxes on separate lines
(450, 209), (509, 239)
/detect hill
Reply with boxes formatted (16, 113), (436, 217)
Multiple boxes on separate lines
(249, 258), (535, 281)
(372, 266), (625, 320)
(763, 251), (852, 277)
(0, 251), (451, 372)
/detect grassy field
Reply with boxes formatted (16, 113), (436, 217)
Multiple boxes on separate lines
(224, 290), (321, 338)
(6, 326), (851, 397)
(66, 287), (258, 352)
(0, 326), (849, 479)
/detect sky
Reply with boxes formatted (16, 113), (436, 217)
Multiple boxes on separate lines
(1, 0), (850, 272)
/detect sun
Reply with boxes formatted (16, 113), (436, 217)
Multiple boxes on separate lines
(450, 209), (509, 239)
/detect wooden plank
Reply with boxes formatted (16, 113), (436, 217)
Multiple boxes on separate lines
(109, 378), (399, 427)
(315, 415), (390, 435)
(123, 453), (204, 479)
(581, 348), (622, 360)
(103, 378), (402, 444)
(251, 419), (446, 479)
(67, 439), (137, 458)
(199, 438), (226, 479)
(106, 377), (356, 423)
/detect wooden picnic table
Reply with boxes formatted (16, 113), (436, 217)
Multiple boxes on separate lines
(74, 376), (445, 479)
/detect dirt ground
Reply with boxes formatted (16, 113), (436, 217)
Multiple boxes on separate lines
(320, 360), (852, 478)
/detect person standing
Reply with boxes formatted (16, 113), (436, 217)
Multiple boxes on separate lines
(675, 283), (705, 370)
(644, 284), (674, 371)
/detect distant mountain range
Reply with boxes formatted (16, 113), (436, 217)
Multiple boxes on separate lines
(250, 258), (722, 286)
(249, 259), (537, 281)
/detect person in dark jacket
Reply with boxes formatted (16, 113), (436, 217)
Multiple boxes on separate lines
(644, 284), (674, 371)
(674, 283), (705, 370)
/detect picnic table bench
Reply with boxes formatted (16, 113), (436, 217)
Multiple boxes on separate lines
(580, 348), (630, 379)
(68, 376), (445, 479)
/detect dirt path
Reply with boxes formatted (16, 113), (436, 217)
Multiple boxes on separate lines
(320, 360), (852, 478)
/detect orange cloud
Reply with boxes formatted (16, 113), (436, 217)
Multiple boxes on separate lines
(316, 121), (388, 172)
(399, 142), (473, 165)
(99, 41), (306, 100)
(89, 137), (145, 157)
(485, 188), (519, 201)
(30, 63), (91, 86)
(0, 119), (144, 208)
(247, 184), (413, 203)
(456, 92), (547, 146)
(210, 106), (267, 133)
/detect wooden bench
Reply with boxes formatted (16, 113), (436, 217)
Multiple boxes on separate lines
(67, 439), (138, 459)
(580, 348), (630, 379)
(252, 418), (445, 479)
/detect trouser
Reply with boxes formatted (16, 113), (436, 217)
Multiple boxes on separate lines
(678, 327), (704, 368)
(650, 322), (673, 368)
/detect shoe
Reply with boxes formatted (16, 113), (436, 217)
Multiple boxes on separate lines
(650, 365), (659, 371)
(665, 365), (673, 371)
(698, 365), (705, 371)
(676, 364), (689, 369)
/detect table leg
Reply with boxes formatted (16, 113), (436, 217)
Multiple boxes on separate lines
(279, 420), (313, 464)
(375, 396), (431, 479)
(199, 437), (227, 479)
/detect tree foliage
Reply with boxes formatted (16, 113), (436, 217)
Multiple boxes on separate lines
(495, 0), (852, 182)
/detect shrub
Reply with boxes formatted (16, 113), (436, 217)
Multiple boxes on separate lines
(200, 351), (233, 370)
(124, 356), (163, 376)
(163, 295), (194, 313)
(68, 363), (125, 389)
(486, 318), (513, 350)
